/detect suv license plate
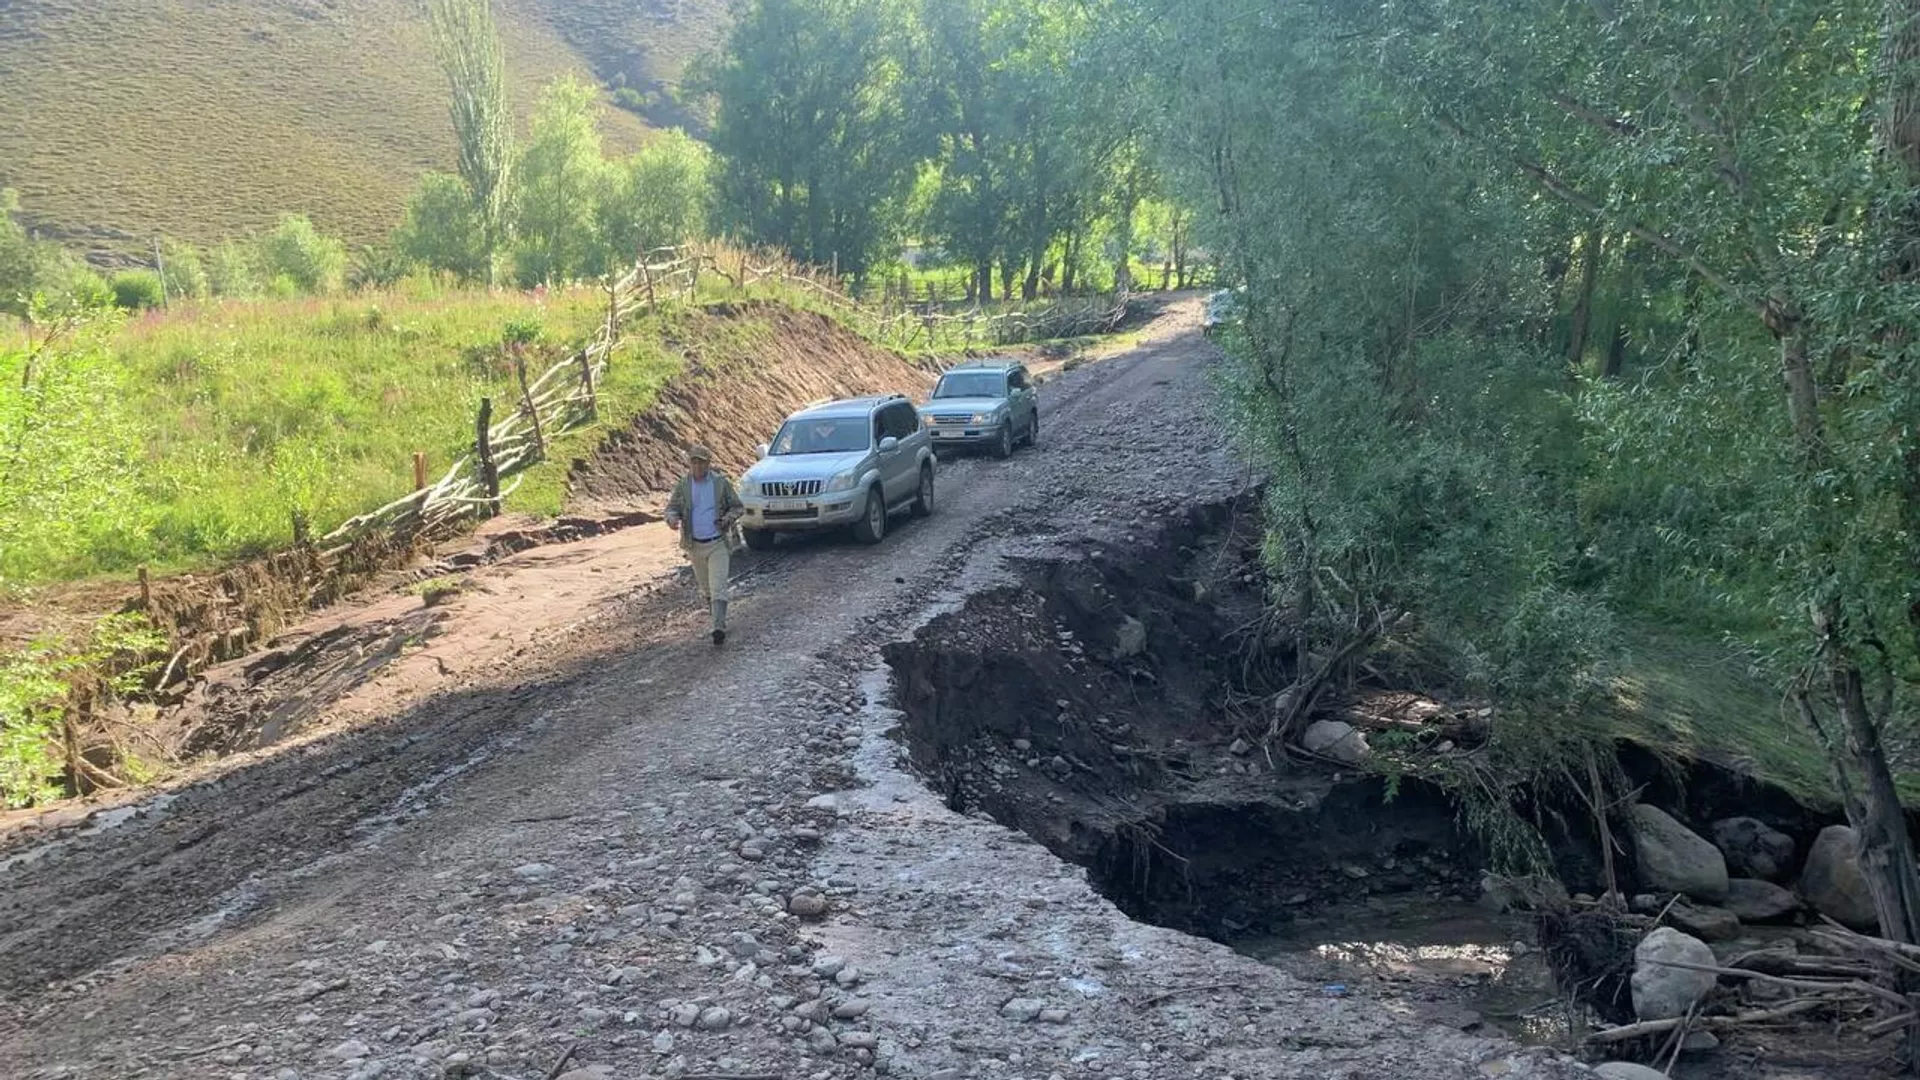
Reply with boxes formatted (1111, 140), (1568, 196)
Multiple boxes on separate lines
(768, 499), (810, 512)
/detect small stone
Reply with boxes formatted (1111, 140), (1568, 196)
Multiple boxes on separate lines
(1038, 1008), (1070, 1024)
(578, 1007), (609, 1024)
(1668, 902), (1741, 941)
(810, 955), (847, 978)
(670, 1004), (701, 1028)
(806, 794), (840, 813)
(1680, 1031), (1721, 1052)
(513, 863), (555, 881)
(1595, 1065), (1669, 1080)
(1228, 738), (1252, 756)
(696, 1006), (732, 1031)
(329, 1039), (372, 1061)
(840, 1031), (880, 1049)
(1300, 720), (1370, 767)
(652, 1031), (675, 1054)
(834, 966), (863, 987)
(788, 889), (829, 918)
(1013, 739), (1033, 752)
(1000, 997), (1045, 1022)
(831, 999), (871, 1019)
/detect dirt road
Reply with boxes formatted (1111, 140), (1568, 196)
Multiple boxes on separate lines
(0, 301), (1581, 1080)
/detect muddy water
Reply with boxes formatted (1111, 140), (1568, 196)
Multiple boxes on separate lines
(1238, 898), (1568, 1045)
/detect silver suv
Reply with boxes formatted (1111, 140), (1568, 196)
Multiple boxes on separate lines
(738, 394), (936, 549)
(916, 359), (1039, 459)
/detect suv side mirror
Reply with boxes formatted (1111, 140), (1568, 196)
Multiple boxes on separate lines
(755, 443), (771, 458)
(878, 436), (900, 453)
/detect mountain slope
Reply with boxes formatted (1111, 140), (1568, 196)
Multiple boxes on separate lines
(0, 0), (726, 259)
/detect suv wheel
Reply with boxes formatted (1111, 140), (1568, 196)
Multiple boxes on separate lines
(1025, 411), (1040, 448)
(993, 423), (1014, 460)
(852, 487), (888, 544)
(742, 527), (776, 552)
(911, 465), (935, 518)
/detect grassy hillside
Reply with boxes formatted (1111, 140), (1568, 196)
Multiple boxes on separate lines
(0, 0), (727, 260)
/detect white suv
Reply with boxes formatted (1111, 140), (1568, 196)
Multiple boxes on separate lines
(738, 395), (936, 549)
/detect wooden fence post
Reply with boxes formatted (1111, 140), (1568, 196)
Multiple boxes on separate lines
(578, 349), (597, 417)
(477, 397), (501, 517)
(513, 351), (546, 459)
(291, 509), (311, 548)
(642, 260), (657, 308)
(138, 566), (151, 610)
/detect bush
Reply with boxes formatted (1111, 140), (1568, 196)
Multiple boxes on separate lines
(110, 269), (165, 310)
(256, 214), (346, 294)
(349, 243), (415, 291)
(397, 173), (488, 282)
(612, 86), (651, 113)
(208, 239), (259, 298)
(159, 240), (210, 301)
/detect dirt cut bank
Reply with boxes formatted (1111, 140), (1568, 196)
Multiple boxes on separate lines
(567, 301), (941, 513)
(883, 493), (1489, 941)
(881, 490), (1885, 1074)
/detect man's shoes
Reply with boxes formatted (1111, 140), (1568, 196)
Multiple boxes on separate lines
(712, 629), (726, 646)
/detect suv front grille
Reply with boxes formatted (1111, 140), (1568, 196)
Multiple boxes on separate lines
(932, 415), (971, 426)
(762, 479), (824, 498)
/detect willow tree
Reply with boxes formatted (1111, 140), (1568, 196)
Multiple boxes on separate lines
(426, 0), (514, 287)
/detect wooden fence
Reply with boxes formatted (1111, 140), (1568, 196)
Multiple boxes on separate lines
(311, 243), (1132, 555)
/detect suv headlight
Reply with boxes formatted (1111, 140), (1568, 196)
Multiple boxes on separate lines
(825, 469), (859, 493)
(971, 411), (998, 424)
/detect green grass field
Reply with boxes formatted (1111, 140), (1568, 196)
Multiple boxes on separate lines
(0, 0), (725, 256)
(0, 279), (689, 589)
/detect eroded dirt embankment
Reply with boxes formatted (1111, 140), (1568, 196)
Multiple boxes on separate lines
(566, 302), (940, 512)
(884, 494), (1486, 940)
(879, 489), (1880, 1075)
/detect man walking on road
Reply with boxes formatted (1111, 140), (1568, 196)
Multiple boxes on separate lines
(664, 444), (744, 645)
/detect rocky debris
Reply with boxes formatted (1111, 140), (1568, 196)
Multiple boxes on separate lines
(1668, 901), (1741, 941)
(1112, 614), (1148, 659)
(1300, 719), (1370, 767)
(1724, 877), (1801, 923)
(1628, 805), (1729, 903)
(1595, 1064), (1670, 1080)
(1631, 927), (1719, 1020)
(1711, 817), (1797, 882)
(999, 997), (1047, 1022)
(787, 886), (829, 918)
(1800, 825), (1878, 930)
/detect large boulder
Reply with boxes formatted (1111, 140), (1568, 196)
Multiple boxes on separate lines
(1724, 877), (1801, 924)
(1628, 805), (1729, 903)
(1799, 825), (1878, 931)
(1711, 817), (1797, 882)
(1631, 927), (1719, 1020)
(1301, 720), (1370, 767)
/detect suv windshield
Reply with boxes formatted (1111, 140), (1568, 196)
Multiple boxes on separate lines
(932, 371), (1006, 399)
(772, 416), (871, 455)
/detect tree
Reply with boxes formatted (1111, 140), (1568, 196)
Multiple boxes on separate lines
(427, 0), (514, 286)
(398, 171), (489, 281)
(256, 214), (346, 294)
(701, 0), (922, 278)
(512, 76), (610, 287)
(596, 130), (714, 270)
(1114, 0), (1920, 985)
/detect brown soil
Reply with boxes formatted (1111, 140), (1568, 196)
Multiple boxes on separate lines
(566, 301), (941, 512)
